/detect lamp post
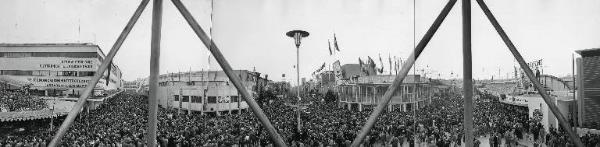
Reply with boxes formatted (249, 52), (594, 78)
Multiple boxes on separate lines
(286, 30), (309, 132)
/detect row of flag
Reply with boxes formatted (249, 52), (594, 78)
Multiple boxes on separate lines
(358, 54), (405, 76)
(311, 33), (342, 77)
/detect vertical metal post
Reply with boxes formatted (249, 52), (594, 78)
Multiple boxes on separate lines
(147, 0), (163, 146)
(476, 0), (584, 146)
(48, 0), (149, 146)
(296, 45), (301, 132)
(170, 0), (287, 146)
(576, 57), (583, 127)
(351, 0), (456, 146)
(462, 0), (474, 146)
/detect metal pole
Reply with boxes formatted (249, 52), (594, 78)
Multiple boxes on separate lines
(147, 0), (163, 146)
(48, 0), (149, 146)
(170, 0), (287, 146)
(475, 0), (584, 146)
(297, 46), (301, 132)
(351, 0), (456, 146)
(462, 0), (474, 146)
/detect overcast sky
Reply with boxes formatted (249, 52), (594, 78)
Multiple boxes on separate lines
(2, 0), (600, 85)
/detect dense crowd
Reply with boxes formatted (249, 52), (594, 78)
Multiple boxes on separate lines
(1, 89), (600, 146)
(0, 89), (47, 112)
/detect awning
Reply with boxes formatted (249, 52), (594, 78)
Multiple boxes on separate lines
(0, 109), (68, 122)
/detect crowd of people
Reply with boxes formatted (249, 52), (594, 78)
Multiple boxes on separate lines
(1, 89), (600, 146)
(0, 89), (47, 112)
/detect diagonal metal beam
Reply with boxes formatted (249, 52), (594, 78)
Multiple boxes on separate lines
(170, 0), (288, 146)
(147, 0), (163, 146)
(48, 0), (150, 146)
(461, 0), (474, 146)
(476, 0), (584, 146)
(351, 0), (457, 146)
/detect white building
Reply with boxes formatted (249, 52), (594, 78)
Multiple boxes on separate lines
(338, 74), (434, 112)
(0, 43), (123, 96)
(156, 70), (268, 116)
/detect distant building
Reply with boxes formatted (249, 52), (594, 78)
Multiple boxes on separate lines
(338, 74), (433, 112)
(0, 43), (123, 96)
(576, 48), (600, 129)
(486, 73), (576, 132)
(155, 70), (268, 116)
(301, 77), (306, 85)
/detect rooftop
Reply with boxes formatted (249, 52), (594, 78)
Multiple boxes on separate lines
(576, 48), (600, 57)
(0, 43), (97, 47)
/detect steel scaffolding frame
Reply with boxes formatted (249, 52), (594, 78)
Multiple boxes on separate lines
(47, 0), (584, 146)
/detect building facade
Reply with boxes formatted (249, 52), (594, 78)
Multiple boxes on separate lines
(156, 70), (268, 115)
(338, 74), (433, 112)
(576, 48), (600, 129)
(0, 43), (123, 96)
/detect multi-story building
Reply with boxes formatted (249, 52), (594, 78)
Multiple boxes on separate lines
(0, 43), (123, 96)
(156, 70), (268, 116)
(576, 48), (600, 129)
(338, 74), (433, 112)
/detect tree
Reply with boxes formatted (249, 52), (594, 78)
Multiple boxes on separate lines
(256, 89), (276, 106)
(324, 90), (337, 103)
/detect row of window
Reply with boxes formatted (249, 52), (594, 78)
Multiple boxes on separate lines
(0, 70), (96, 77)
(173, 95), (241, 104)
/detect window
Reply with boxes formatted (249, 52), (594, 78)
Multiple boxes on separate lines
(40, 70), (50, 76)
(207, 96), (217, 103)
(32, 70), (41, 76)
(191, 96), (202, 103)
(60, 71), (78, 77)
(0, 70), (32, 76)
(174, 95), (179, 101)
(1, 52), (32, 58)
(182, 96), (189, 102)
(231, 96), (239, 102)
(78, 71), (95, 77)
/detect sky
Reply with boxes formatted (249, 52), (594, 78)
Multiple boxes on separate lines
(1, 0), (600, 85)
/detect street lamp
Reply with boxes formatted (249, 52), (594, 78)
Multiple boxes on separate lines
(286, 30), (309, 132)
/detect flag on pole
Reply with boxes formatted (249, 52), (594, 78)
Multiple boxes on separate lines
(368, 56), (376, 69)
(378, 54), (384, 74)
(319, 62), (325, 72)
(388, 54), (392, 75)
(359, 58), (366, 75)
(394, 57), (400, 75)
(328, 40), (333, 55)
(334, 33), (341, 51)
(359, 58), (364, 68)
(366, 56), (376, 76)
